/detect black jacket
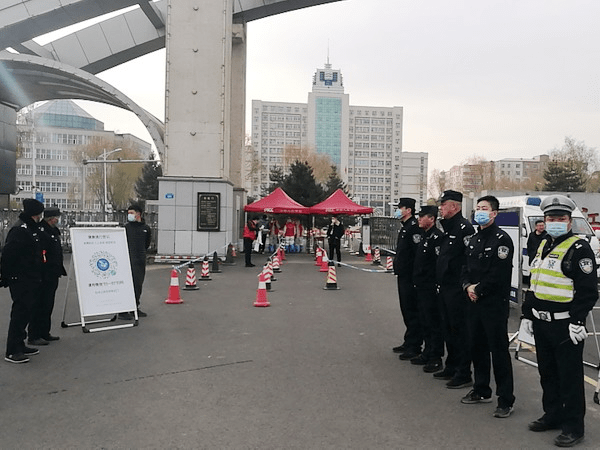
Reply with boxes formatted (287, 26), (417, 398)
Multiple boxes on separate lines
(413, 226), (443, 288)
(393, 215), (420, 280)
(0, 213), (45, 285)
(522, 231), (598, 324)
(461, 222), (513, 303)
(125, 220), (152, 264)
(436, 212), (475, 286)
(39, 220), (67, 278)
(526, 230), (548, 263)
(327, 223), (344, 242)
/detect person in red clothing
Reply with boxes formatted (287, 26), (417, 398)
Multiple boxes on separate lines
(243, 217), (258, 267)
(284, 218), (296, 249)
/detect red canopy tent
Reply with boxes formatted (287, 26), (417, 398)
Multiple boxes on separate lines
(244, 187), (309, 215)
(309, 189), (373, 215)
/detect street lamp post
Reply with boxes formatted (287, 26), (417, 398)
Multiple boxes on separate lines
(102, 148), (122, 221)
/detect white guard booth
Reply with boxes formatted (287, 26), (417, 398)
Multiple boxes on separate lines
(68, 227), (138, 332)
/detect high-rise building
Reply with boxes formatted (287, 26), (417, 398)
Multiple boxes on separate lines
(249, 61), (428, 214)
(12, 100), (152, 210)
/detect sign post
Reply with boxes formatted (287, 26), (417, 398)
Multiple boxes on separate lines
(68, 227), (138, 332)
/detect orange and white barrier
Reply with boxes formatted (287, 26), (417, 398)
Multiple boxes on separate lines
(324, 260), (340, 290)
(183, 264), (199, 290)
(253, 271), (270, 307)
(165, 269), (184, 304)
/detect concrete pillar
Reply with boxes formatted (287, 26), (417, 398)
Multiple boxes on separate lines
(159, 0), (239, 256)
(0, 105), (17, 208)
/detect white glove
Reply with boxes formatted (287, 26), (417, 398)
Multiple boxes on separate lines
(522, 318), (533, 336)
(569, 323), (587, 345)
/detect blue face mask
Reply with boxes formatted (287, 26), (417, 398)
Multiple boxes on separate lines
(546, 221), (569, 238)
(394, 209), (402, 219)
(474, 210), (491, 226)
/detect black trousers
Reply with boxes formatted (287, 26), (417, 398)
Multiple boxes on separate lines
(416, 285), (444, 361)
(396, 277), (423, 352)
(467, 298), (515, 408)
(6, 280), (41, 356)
(533, 318), (585, 436)
(29, 275), (59, 340)
(243, 238), (253, 265)
(130, 261), (146, 307)
(328, 239), (341, 262)
(438, 283), (471, 380)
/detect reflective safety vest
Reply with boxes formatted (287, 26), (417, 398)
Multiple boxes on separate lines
(530, 235), (580, 303)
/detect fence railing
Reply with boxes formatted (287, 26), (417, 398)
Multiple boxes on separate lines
(0, 210), (158, 253)
(369, 216), (401, 254)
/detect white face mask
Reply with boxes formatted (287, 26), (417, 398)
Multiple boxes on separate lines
(127, 213), (136, 222)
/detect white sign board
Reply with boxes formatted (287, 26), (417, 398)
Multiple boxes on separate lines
(70, 227), (137, 317)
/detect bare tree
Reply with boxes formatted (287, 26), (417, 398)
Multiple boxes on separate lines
(428, 168), (446, 199)
(283, 145), (333, 184)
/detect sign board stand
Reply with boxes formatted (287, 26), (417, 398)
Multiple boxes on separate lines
(62, 227), (139, 333)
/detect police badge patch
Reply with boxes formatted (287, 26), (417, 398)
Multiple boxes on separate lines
(579, 258), (594, 274)
(413, 234), (421, 244)
(498, 246), (509, 260)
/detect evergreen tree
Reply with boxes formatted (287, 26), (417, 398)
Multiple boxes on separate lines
(324, 165), (347, 196)
(543, 137), (595, 192)
(134, 155), (162, 201)
(282, 160), (325, 206)
(263, 165), (285, 195)
(543, 159), (586, 192)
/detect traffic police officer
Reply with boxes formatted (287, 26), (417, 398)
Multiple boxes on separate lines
(392, 197), (423, 360)
(411, 205), (444, 372)
(435, 190), (475, 388)
(522, 195), (597, 447)
(460, 195), (515, 418)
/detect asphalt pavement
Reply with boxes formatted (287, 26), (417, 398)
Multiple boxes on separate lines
(1, 251), (600, 449)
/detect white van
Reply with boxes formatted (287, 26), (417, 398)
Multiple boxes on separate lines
(496, 195), (600, 302)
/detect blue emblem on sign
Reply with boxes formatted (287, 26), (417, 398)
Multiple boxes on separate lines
(166, 193), (174, 199)
(97, 258), (110, 271)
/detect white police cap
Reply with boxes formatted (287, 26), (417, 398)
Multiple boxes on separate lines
(540, 195), (576, 216)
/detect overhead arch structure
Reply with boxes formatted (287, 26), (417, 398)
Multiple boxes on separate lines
(0, 0), (342, 157)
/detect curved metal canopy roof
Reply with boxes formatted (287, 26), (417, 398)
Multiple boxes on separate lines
(0, 0), (342, 154)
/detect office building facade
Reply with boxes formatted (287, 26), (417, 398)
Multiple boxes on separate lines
(250, 61), (428, 214)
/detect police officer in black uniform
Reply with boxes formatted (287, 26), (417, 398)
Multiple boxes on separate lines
(28, 207), (67, 345)
(392, 197), (423, 360)
(411, 205), (444, 372)
(522, 195), (597, 447)
(435, 190), (475, 388)
(0, 199), (45, 363)
(460, 195), (515, 418)
(124, 204), (152, 319)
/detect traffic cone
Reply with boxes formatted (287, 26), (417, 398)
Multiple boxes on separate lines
(280, 244), (286, 261)
(267, 258), (277, 282)
(320, 253), (329, 272)
(272, 254), (281, 273)
(315, 247), (322, 266)
(263, 264), (272, 291)
(385, 256), (394, 273)
(183, 263), (199, 290)
(225, 244), (235, 264)
(231, 245), (237, 257)
(253, 271), (270, 307)
(200, 257), (212, 280)
(365, 246), (373, 262)
(324, 260), (340, 290)
(211, 251), (221, 273)
(373, 247), (381, 265)
(165, 269), (184, 304)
